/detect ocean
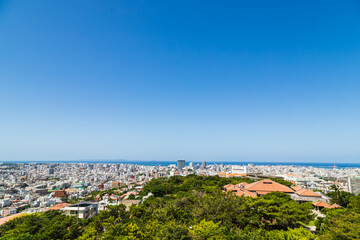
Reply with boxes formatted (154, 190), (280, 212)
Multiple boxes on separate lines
(4, 160), (360, 169)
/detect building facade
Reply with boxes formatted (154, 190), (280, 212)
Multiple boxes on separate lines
(62, 203), (98, 220)
(177, 159), (185, 171)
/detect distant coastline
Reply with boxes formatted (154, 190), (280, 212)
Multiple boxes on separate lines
(2, 160), (360, 169)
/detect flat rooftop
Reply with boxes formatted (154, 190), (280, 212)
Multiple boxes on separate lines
(68, 203), (96, 208)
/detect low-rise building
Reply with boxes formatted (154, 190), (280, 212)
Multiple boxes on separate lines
(0, 208), (17, 217)
(54, 189), (68, 198)
(62, 203), (98, 219)
(0, 199), (12, 208)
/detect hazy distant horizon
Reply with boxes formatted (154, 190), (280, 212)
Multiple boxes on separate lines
(1, 157), (359, 164)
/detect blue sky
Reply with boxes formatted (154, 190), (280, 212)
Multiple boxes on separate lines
(1, 0), (360, 162)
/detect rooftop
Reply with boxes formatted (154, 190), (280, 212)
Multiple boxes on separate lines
(243, 179), (295, 194)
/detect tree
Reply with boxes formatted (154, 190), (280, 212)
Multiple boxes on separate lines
(150, 185), (166, 197)
(317, 208), (360, 239)
(0, 175), (318, 239)
(348, 194), (360, 213)
(327, 185), (354, 207)
(128, 194), (136, 200)
(60, 196), (68, 203)
(0, 211), (83, 240)
(266, 227), (315, 240)
(0, 233), (33, 240)
(156, 221), (191, 240)
(190, 220), (225, 240)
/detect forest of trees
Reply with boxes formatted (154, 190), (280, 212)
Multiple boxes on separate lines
(0, 175), (359, 239)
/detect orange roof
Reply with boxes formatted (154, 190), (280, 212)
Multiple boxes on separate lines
(47, 203), (70, 211)
(296, 189), (321, 197)
(292, 186), (304, 191)
(233, 188), (257, 198)
(328, 203), (342, 209)
(218, 173), (247, 177)
(229, 173), (247, 177)
(313, 201), (330, 208)
(225, 186), (257, 198)
(121, 191), (138, 198)
(0, 213), (23, 226)
(223, 184), (236, 190)
(244, 179), (295, 194)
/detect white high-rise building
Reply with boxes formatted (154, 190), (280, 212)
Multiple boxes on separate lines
(232, 165), (248, 174)
(189, 162), (194, 170)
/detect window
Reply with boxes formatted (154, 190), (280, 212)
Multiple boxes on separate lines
(70, 210), (77, 215)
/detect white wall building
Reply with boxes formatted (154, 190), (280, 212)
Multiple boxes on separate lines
(62, 203), (98, 219)
(232, 165), (248, 174)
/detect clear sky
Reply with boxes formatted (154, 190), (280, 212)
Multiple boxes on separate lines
(1, 0), (360, 162)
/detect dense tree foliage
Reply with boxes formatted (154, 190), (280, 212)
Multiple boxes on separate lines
(141, 174), (255, 197)
(1, 175), (349, 239)
(0, 211), (83, 240)
(326, 185), (355, 207)
(316, 194), (360, 239)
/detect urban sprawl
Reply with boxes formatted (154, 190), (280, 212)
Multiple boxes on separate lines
(0, 160), (359, 225)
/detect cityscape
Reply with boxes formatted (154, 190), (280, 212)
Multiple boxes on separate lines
(0, 160), (359, 222)
(1, 0), (360, 239)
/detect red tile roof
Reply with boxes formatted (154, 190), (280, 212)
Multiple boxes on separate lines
(328, 203), (342, 209)
(225, 185), (257, 198)
(46, 203), (71, 211)
(312, 201), (330, 208)
(243, 179), (295, 194)
(295, 188), (322, 197)
(121, 191), (138, 198)
(223, 184), (236, 190)
(291, 186), (304, 192)
(233, 188), (257, 198)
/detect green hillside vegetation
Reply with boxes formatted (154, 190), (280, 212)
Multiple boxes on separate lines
(0, 175), (358, 239)
(315, 193), (360, 239)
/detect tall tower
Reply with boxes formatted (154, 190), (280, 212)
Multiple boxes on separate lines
(201, 161), (207, 169)
(177, 159), (185, 171)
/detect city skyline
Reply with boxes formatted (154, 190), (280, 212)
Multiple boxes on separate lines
(1, 1), (360, 162)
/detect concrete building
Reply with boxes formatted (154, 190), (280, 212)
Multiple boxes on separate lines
(177, 159), (185, 171)
(0, 209), (17, 217)
(54, 189), (67, 198)
(48, 168), (54, 175)
(189, 162), (194, 170)
(0, 199), (12, 208)
(232, 165), (248, 174)
(348, 176), (360, 195)
(202, 161), (207, 169)
(62, 203), (98, 219)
